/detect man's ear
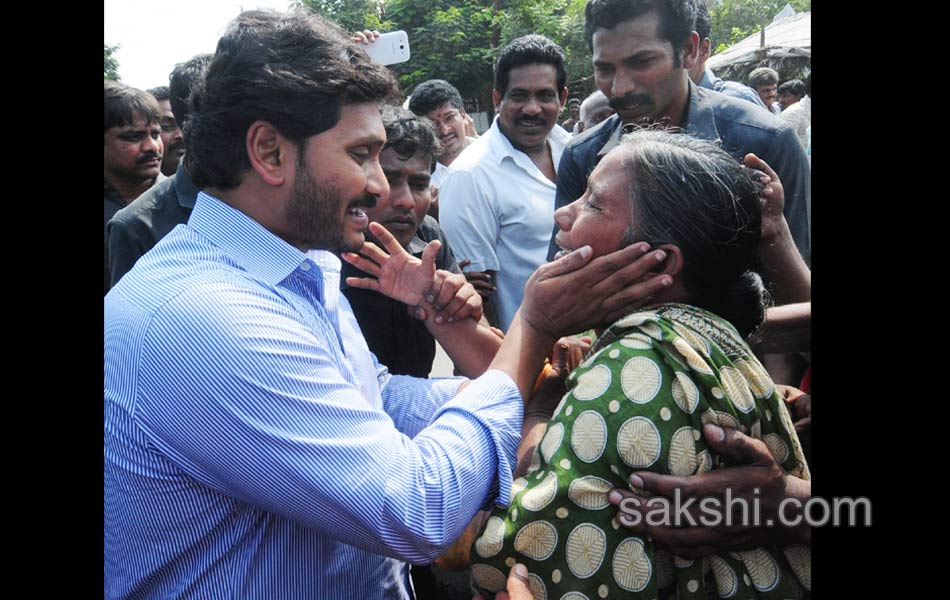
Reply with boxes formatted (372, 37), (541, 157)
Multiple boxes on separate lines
(681, 31), (700, 70)
(559, 87), (569, 108)
(699, 38), (711, 62)
(655, 244), (685, 277)
(246, 121), (291, 187)
(492, 88), (502, 111)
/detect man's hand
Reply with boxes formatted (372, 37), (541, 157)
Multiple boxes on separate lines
(519, 243), (673, 339)
(343, 222), (441, 306)
(412, 270), (483, 324)
(350, 30), (381, 45)
(744, 153), (786, 242)
(779, 384), (811, 433)
(473, 564), (534, 600)
(458, 259), (497, 299)
(528, 335), (592, 418)
(607, 424), (811, 558)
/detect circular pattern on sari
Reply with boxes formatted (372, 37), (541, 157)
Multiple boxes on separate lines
(471, 563), (507, 593)
(573, 365), (612, 400)
(720, 366), (755, 413)
(620, 357), (662, 403)
(617, 417), (661, 468)
(738, 548), (781, 591)
(541, 423), (565, 463)
(612, 537), (651, 592)
(568, 476), (613, 510)
(783, 545), (811, 590)
(672, 337), (713, 374)
(475, 516), (506, 558)
(763, 433), (789, 464)
(514, 520), (558, 561)
(571, 410), (608, 463)
(521, 471), (558, 512)
(528, 573), (548, 600)
(709, 555), (738, 597)
(565, 523), (607, 578)
(668, 426), (698, 476)
(672, 371), (700, 414)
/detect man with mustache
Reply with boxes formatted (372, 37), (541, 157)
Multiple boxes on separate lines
(547, 0), (811, 267)
(107, 54), (211, 288)
(342, 106), (503, 379)
(408, 79), (477, 191)
(439, 34), (573, 332)
(147, 85), (186, 176)
(103, 80), (164, 294)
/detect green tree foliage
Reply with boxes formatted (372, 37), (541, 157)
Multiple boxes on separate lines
(383, 0), (497, 102)
(499, 0), (592, 100)
(296, 0), (387, 32)
(708, 0), (811, 55)
(105, 43), (120, 81)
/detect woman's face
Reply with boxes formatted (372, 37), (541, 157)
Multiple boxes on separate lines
(553, 148), (634, 260)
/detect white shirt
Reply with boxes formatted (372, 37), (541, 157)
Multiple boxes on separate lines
(430, 160), (450, 189)
(438, 117), (571, 332)
(780, 95), (811, 148)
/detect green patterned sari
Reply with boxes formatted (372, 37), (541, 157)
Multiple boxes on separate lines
(471, 304), (811, 599)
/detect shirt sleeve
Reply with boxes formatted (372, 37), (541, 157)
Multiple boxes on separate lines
(763, 124), (811, 266)
(438, 169), (500, 273)
(135, 282), (523, 564)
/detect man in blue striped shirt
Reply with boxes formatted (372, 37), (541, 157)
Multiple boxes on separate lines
(104, 9), (673, 599)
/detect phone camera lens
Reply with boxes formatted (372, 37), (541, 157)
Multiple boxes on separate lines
(399, 45), (404, 49)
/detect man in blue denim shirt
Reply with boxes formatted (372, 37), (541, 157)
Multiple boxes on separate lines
(549, 0), (810, 266)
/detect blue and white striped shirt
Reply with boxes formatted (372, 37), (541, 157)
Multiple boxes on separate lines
(104, 192), (523, 599)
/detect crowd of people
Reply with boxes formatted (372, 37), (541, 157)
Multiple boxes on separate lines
(104, 1), (812, 598)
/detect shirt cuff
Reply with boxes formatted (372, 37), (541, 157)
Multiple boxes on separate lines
(430, 369), (522, 509)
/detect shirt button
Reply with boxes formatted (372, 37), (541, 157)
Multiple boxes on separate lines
(300, 262), (311, 271)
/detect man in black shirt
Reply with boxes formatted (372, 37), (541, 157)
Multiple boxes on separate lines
(342, 106), (501, 379)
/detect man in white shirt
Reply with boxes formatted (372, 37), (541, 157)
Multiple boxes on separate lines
(408, 79), (478, 191)
(781, 72), (811, 148)
(438, 34), (572, 331)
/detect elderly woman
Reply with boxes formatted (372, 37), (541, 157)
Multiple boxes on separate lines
(463, 130), (811, 599)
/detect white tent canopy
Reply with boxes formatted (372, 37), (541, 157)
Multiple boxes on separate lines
(707, 11), (811, 72)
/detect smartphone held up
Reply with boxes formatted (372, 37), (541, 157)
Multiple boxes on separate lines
(363, 30), (411, 66)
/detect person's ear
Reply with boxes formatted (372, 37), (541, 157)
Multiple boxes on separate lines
(246, 121), (291, 187)
(492, 88), (502, 111)
(655, 244), (684, 277)
(700, 38), (711, 61)
(681, 31), (700, 70)
(560, 87), (569, 108)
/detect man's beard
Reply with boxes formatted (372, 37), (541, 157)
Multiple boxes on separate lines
(286, 163), (374, 253)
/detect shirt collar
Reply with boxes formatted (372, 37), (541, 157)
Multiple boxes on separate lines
(189, 191), (310, 287)
(598, 81), (721, 156)
(174, 161), (200, 210)
(486, 116), (571, 170)
(682, 80), (721, 144)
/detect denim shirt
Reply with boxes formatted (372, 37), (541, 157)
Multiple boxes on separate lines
(550, 81), (810, 265)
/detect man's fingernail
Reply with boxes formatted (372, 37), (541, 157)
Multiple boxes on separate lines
(578, 245), (592, 259)
(435, 316), (443, 324)
(705, 424), (725, 442)
(447, 316), (454, 323)
(513, 563), (529, 580)
(654, 250), (666, 262)
(661, 276), (673, 286)
(426, 295), (435, 303)
(608, 490), (622, 504)
(629, 474), (644, 489)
